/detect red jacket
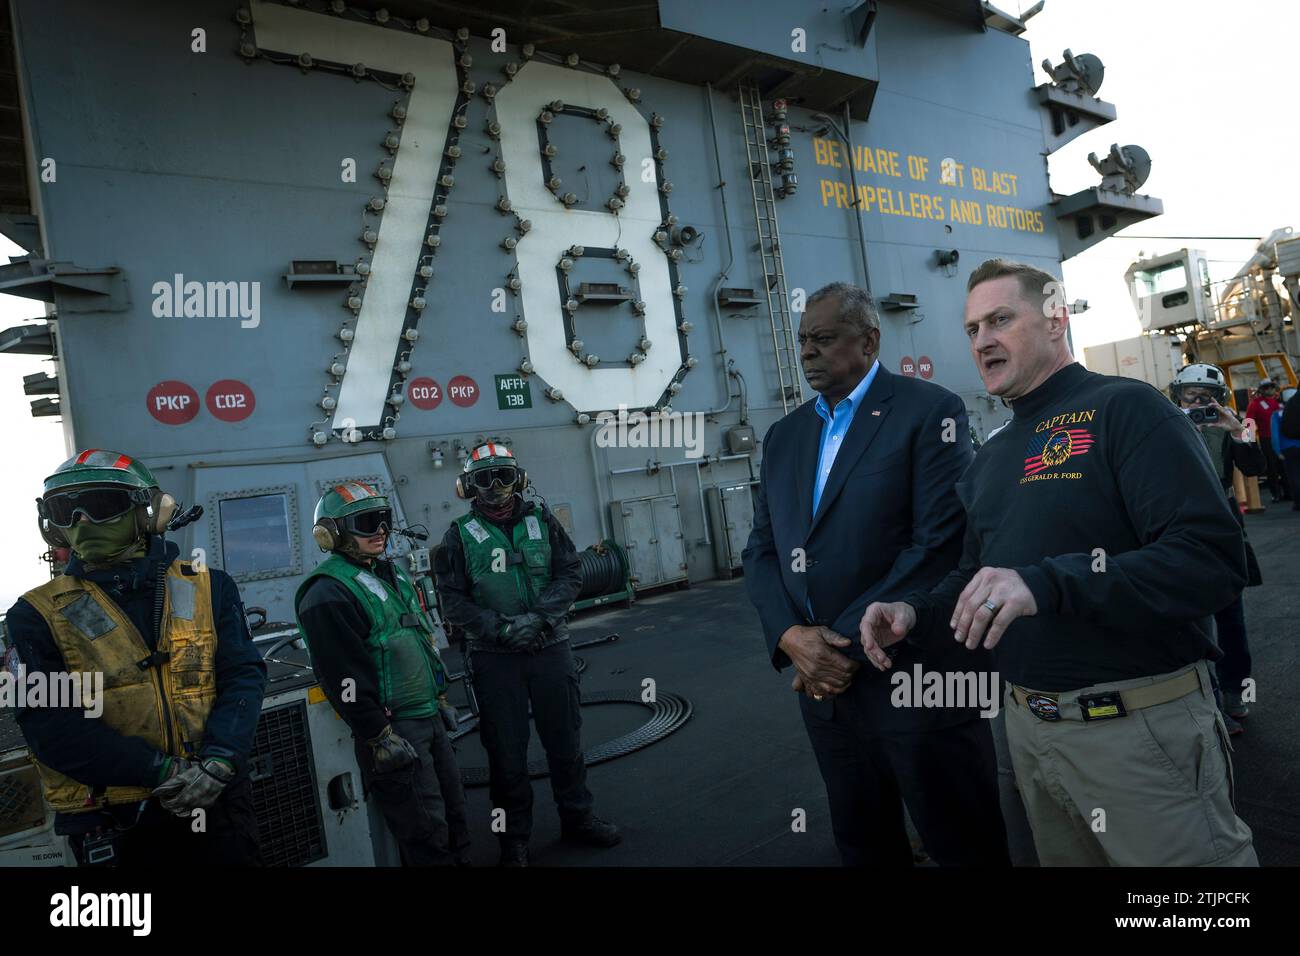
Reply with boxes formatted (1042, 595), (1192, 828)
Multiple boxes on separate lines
(1247, 395), (1283, 437)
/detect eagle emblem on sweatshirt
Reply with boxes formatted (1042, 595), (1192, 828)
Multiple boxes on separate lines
(1025, 427), (1095, 476)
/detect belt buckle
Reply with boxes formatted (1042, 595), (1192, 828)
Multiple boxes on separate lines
(1025, 693), (1061, 722)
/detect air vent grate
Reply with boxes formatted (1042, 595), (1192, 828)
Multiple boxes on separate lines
(248, 700), (327, 867)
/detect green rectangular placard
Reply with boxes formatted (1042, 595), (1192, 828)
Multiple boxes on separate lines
(495, 374), (532, 410)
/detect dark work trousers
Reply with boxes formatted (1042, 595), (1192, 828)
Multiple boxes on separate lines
(470, 641), (594, 843)
(65, 779), (262, 866)
(1262, 443), (1289, 500)
(354, 714), (470, 866)
(1214, 595), (1252, 699)
(1283, 448), (1300, 505)
(800, 686), (1010, 867)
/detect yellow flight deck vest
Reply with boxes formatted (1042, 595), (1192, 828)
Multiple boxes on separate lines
(20, 561), (218, 813)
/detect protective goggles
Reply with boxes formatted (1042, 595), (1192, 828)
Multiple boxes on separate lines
(41, 487), (144, 528)
(469, 466), (518, 491)
(340, 507), (392, 537)
(1179, 389), (1221, 406)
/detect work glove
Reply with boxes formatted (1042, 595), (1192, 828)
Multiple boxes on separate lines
(367, 724), (419, 773)
(514, 612), (548, 643)
(153, 754), (192, 788)
(498, 613), (544, 650)
(438, 694), (459, 732)
(154, 757), (234, 817)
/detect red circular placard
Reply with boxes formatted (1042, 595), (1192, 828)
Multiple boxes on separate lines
(147, 381), (200, 425)
(918, 355), (934, 379)
(899, 356), (917, 377)
(408, 377), (442, 410)
(205, 379), (256, 422)
(447, 375), (479, 407)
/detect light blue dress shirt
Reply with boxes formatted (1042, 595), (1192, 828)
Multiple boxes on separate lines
(812, 359), (880, 517)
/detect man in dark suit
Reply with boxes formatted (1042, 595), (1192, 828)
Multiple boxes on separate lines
(742, 282), (1009, 866)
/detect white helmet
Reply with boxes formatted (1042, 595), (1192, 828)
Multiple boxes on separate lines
(1169, 362), (1227, 404)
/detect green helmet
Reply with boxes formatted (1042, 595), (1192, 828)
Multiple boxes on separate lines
(43, 449), (159, 495)
(38, 449), (171, 551)
(464, 442), (517, 475)
(456, 443), (527, 501)
(312, 481), (392, 553)
(313, 480), (390, 524)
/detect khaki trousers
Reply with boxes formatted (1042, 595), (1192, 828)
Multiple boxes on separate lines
(1005, 660), (1257, 866)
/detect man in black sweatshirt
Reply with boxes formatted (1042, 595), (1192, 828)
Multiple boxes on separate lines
(858, 259), (1257, 866)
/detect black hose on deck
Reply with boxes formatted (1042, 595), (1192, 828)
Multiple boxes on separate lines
(453, 691), (693, 787)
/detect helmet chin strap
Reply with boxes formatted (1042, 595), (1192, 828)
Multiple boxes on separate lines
(336, 534), (368, 561)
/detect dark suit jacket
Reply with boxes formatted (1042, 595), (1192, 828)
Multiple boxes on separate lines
(742, 366), (980, 724)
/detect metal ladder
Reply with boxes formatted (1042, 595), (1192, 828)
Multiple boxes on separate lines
(739, 81), (803, 412)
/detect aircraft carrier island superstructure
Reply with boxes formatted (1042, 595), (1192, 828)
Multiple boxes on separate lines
(0, 0), (1173, 866)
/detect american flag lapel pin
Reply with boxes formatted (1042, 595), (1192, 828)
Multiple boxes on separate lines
(871, 410), (881, 416)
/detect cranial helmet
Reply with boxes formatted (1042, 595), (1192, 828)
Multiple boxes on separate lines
(1169, 363), (1227, 405)
(455, 443), (529, 500)
(312, 481), (392, 553)
(36, 449), (176, 548)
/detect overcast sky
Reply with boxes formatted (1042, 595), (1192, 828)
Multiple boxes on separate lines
(0, 0), (1296, 614)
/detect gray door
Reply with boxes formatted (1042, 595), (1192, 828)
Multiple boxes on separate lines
(720, 483), (756, 570)
(650, 495), (686, 583)
(615, 498), (662, 589)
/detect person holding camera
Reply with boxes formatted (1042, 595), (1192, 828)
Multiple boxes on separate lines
(1169, 364), (1265, 734)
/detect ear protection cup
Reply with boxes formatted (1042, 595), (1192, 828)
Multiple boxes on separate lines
(142, 490), (177, 534)
(36, 505), (69, 549)
(455, 475), (470, 499)
(516, 469), (529, 493)
(312, 517), (341, 552)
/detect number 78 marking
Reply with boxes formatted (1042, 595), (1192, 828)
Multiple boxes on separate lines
(250, 1), (684, 432)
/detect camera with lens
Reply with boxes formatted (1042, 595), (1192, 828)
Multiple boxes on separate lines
(1187, 405), (1219, 425)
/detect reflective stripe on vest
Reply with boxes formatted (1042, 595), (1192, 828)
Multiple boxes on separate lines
(455, 505), (551, 618)
(20, 562), (218, 814)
